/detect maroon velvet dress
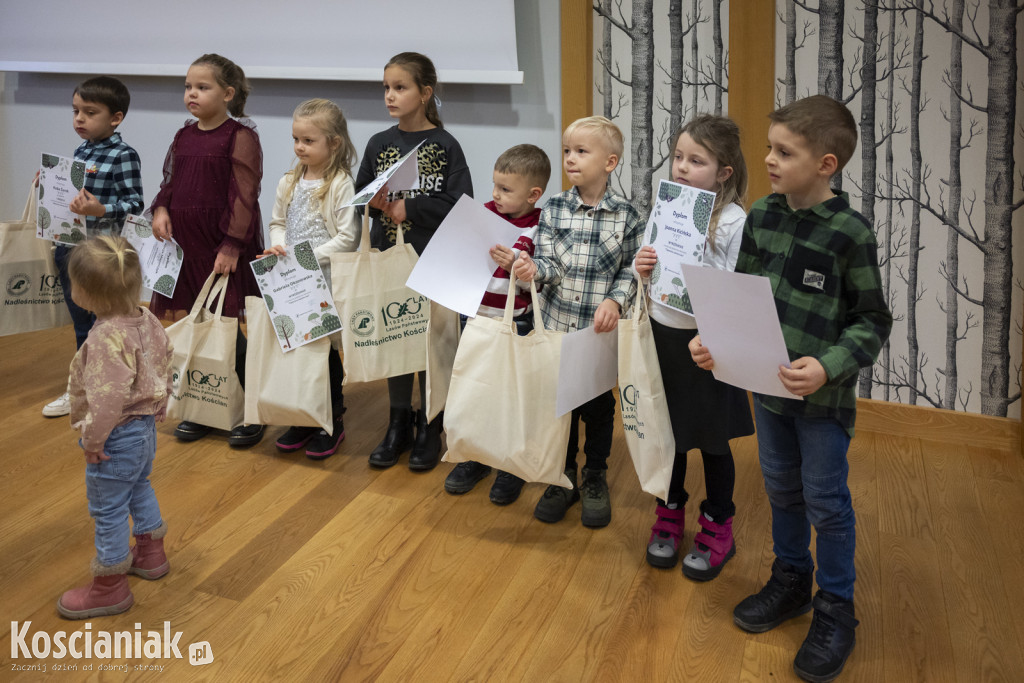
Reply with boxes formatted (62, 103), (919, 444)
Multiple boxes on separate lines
(149, 118), (264, 319)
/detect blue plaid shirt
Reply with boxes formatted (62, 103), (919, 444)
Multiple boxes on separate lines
(74, 132), (144, 236)
(533, 186), (643, 332)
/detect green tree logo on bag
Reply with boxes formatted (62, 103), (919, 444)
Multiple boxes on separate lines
(6, 273), (31, 297)
(350, 309), (375, 337)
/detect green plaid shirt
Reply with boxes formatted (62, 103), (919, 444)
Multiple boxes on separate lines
(736, 192), (892, 435)
(533, 187), (643, 332)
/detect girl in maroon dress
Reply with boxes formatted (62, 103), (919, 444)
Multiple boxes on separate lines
(149, 53), (265, 447)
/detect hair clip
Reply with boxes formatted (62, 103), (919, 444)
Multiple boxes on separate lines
(434, 95), (442, 110)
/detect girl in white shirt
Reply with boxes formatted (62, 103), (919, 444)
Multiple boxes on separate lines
(634, 115), (755, 580)
(263, 99), (360, 459)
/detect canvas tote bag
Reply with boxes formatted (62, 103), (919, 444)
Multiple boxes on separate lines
(0, 185), (72, 336)
(617, 281), (675, 500)
(424, 300), (461, 421)
(165, 272), (245, 430)
(330, 213), (428, 384)
(443, 277), (573, 488)
(243, 296), (333, 433)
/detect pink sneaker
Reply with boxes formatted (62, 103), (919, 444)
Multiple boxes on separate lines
(682, 512), (735, 581)
(646, 504), (684, 568)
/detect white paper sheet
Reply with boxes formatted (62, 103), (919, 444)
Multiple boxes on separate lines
(556, 325), (619, 417)
(339, 140), (424, 210)
(643, 179), (714, 315)
(250, 240), (341, 352)
(36, 152), (87, 246)
(680, 264), (802, 400)
(121, 215), (184, 298)
(405, 195), (524, 317)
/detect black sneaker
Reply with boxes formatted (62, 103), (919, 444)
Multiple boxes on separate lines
(793, 591), (858, 682)
(444, 461), (492, 494)
(275, 425), (319, 452)
(489, 471), (525, 505)
(306, 417), (345, 460)
(533, 469), (579, 523)
(173, 421), (211, 441)
(228, 424), (265, 448)
(733, 559), (813, 633)
(579, 467), (611, 528)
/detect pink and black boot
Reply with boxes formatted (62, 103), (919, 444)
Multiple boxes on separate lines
(682, 507), (736, 581)
(129, 521), (169, 580)
(646, 504), (685, 568)
(57, 556), (134, 619)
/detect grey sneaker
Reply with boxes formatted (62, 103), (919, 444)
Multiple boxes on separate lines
(579, 467), (611, 528)
(533, 468), (579, 523)
(42, 391), (71, 418)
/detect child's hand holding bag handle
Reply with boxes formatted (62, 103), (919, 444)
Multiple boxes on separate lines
(330, 211), (428, 384)
(0, 184), (72, 336)
(165, 271), (245, 431)
(443, 274), (573, 488)
(617, 278), (675, 500)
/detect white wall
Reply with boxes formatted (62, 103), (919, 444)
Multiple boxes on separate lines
(0, 0), (561, 239)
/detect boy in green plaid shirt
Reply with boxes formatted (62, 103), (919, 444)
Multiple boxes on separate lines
(690, 95), (891, 682)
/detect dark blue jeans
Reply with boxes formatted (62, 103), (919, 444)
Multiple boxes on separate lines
(753, 399), (855, 600)
(54, 244), (95, 349)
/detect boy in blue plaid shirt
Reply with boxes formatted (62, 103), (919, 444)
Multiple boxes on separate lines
(690, 95), (892, 682)
(43, 76), (144, 418)
(514, 116), (643, 528)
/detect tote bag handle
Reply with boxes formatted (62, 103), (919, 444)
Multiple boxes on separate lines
(631, 278), (651, 329)
(186, 271), (230, 321)
(22, 183), (38, 224)
(356, 210), (408, 253)
(501, 273), (545, 334)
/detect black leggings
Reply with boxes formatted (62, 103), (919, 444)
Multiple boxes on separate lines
(660, 448), (737, 520)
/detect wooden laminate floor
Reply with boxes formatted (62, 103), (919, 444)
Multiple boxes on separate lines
(1, 324), (1022, 682)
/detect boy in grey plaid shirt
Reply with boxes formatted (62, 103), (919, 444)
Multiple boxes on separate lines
(691, 95), (891, 682)
(514, 116), (643, 528)
(43, 76), (144, 418)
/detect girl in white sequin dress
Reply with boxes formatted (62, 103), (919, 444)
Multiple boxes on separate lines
(262, 99), (360, 459)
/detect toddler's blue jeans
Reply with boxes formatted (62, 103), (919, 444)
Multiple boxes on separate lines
(85, 415), (163, 567)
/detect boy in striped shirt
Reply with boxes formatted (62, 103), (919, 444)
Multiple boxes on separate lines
(444, 144), (551, 505)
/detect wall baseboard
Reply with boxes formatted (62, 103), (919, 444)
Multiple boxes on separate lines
(857, 398), (1020, 451)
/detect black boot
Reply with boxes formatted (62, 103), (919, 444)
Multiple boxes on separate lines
(733, 558), (813, 633)
(793, 591), (858, 682)
(408, 410), (443, 471)
(368, 407), (414, 468)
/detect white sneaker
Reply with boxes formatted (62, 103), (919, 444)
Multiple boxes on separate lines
(42, 392), (71, 417)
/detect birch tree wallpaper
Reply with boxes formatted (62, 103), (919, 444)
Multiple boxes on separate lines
(593, 0), (730, 218)
(593, 1), (1024, 419)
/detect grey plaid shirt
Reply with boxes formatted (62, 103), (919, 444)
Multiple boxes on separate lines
(533, 187), (643, 332)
